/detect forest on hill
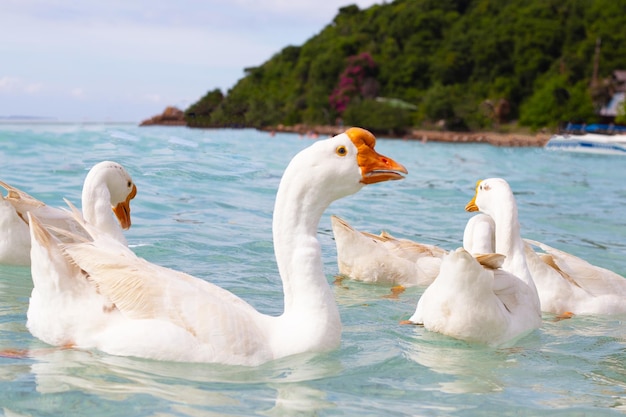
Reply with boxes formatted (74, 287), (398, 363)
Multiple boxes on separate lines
(184, 0), (626, 133)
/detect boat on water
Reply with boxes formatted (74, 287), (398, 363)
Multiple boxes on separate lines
(546, 123), (626, 155)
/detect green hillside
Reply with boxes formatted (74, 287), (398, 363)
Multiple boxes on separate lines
(185, 0), (626, 133)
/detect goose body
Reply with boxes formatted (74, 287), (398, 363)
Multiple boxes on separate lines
(407, 248), (540, 346)
(405, 178), (541, 346)
(0, 161), (137, 265)
(26, 128), (407, 366)
(331, 213), (498, 287)
(523, 238), (626, 315)
(331, 215), (444, 286)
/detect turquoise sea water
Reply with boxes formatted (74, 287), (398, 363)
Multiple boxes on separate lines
(0, 123), (625, 416)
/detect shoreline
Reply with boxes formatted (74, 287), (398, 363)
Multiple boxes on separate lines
(138, 107), (550, 147)
(262, 124), (551, 147)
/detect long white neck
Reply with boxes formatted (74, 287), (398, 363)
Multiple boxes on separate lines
(271, 168), (341, 347)
(492, 199), (536, 292)
(81, 172), (126, 244)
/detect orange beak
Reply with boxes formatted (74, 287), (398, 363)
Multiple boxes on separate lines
(112, 183), (137, 230)
(346, 127), (408, 184)
(465, 180), (481, 212)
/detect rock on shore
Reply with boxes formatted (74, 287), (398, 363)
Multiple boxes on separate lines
(139, 107), (186, 126)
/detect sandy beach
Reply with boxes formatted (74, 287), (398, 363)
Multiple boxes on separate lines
(263, 124), (551, 147)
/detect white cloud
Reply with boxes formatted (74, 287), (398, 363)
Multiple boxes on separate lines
(0, 76), (21, 92)
(69, 87), (85, 98)
(25, 83), (43, 94)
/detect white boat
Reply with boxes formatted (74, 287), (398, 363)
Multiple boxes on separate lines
(546, 133), (626, 155)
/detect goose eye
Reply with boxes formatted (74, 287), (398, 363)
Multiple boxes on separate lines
(336, 146), (347, 156)
(127, 181), (132, 188)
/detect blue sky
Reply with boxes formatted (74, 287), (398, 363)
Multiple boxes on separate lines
(1, 0), (381, 122)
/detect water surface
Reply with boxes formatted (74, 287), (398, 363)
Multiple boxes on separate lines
(0, 124), (625, 416)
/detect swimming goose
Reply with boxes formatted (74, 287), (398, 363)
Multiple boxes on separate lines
(464, 179), (540, 306)
(463, 220), (626, 315)
(0, 161), (137, 265)
(465, 178), (626, 316)
(405, 248), (541, 346)
(331, 215), (445, 286)
(26, 128), (407, 366)
(522, 238), (626, 315)
(404, 178), (541, 346)
(330, 212), (496, 287)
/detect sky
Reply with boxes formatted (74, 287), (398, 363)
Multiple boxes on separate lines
(1, 0), (382, 123)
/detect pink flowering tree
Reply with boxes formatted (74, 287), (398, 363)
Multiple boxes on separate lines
(329, 52), (379, 114)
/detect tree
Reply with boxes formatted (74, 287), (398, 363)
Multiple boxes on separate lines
(343, 98), (412, 135)
(616, 98), (626, 124)
(185, 89), (224, 127)
(329, 52), (379, 114)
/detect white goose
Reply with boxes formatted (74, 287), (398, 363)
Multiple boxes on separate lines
(0, 161), (137, 266)
(331, 215), (445, 286)
(26, 128), (407, 366)
(330, 213), (496, 287)
(464, 179), (626, 316)
(523, 238), (626, 315)
(404, 178), (541, 346)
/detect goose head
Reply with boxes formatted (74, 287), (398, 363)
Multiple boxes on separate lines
(464, 177), (512, 219)
(83, 161), (137, 230)
(281, 127), (408, 207)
